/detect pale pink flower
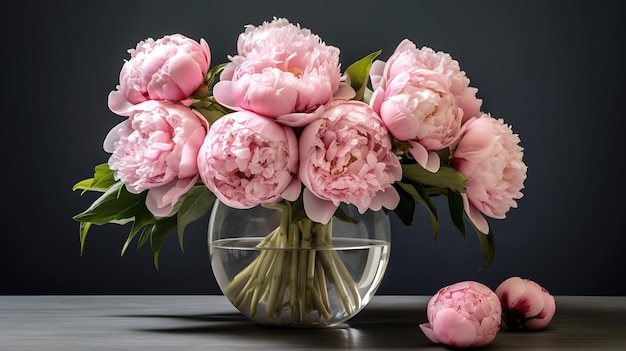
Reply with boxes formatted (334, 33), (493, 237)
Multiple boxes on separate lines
(420, 281), (502, 348)
(213, 17), (354, 127)
(299, 100), (402, 224)
(103, 100), (209, 216)
(370, 39), (481, 124)
(451, 114), (527, 233)
(370, 67), (464, 172)
(108, 34), (211, 116)
(197, 110), (300, 209)
(496, 277), (556, 330)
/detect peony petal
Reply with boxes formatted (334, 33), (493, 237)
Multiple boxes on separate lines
(369, 87), (385, 114)
(332, 82), (356, 101)
(425, 151), (441, 173)
(408, 141), (429, 169)
(107, 90), (135, 116)
(145, 176), (198, 217)
(462, 193), (490, 234)
(419, 323), (441, 344)
(408, 142), (440, 173)
(433, 309), (478, 348)
(212, 81), (243, 112)
(369, 60), (386, 91)
(454, 119), (497, 165)
(102, 120), (127, 153)
(375, 186), (401, 211)
(303, 188), (338, 224)
(199, 38), (211, 68)
(523, 292), (556, 330)
(281, 177), (302, 202)
(495, 276), (527, 308)
(179, 97), (194, 107)
(274, 105), (326, 127)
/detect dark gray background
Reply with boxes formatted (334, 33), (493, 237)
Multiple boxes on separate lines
(3, 1), (624, 296)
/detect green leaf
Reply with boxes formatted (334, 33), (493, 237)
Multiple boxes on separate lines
(137, 226), (152, 249)
(474, 225), (495, 270)
(73, 163), (116, 193)
(447, 190), (466, 241)
(334, 205), (359, 224)
(194, 106), (227, 125)
(73, 182), (146, 225)
(150, 216), (178, 270)
(176, 185), (216, 252)
(396, 180), (440, 239)
(206, 62), (229, 87)
(401, 163), (467, 194)
(288, 195), (309, 224)
(78, 221), (92, 255)
(344, 50), (382, 101)
(192, 62), (230, 100)
(73, 179), (97, 192)
(121, 205), (158, 256)
(392, 183), (416, 226)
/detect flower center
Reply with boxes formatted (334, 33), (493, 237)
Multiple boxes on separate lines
(331, 155), (358, 175)
(286, 67), (303, 78)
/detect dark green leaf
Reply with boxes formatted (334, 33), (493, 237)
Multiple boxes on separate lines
(334, 205), (359, 224)
(474, 225), (495, 270)
(392, 183), (416, 227)
(435, 148), (452, 165)
(150, 216), (178, 270)
(402, 163), (467, 194)
(396, 180), (440, 239)
(206, 62), (229, 87)
(447, 190), (466, 241)
(121, 205), (158, 256)
(194, 106), (227, 125)
(73, 182), (147, 225)
(344, 50), (381, 101)
(192, 62), (229, 100)
(288, 195), (309, 224)
(137, 226), (152, 249)
(176, 186), (216, 251)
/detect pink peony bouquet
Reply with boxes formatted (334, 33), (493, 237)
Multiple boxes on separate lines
(74, 17), (527, 268)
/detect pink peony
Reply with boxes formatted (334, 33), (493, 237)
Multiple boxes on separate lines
(370, 39), (482, 124)
(108, 34), (211, 115)
(298, 100), (402, 224)
(420, 281), (502, 348)
(451, 114), (527, 233)
(103, 100), (209, 217)
(213, 17), (354, 127)
(197, 110), (300, 209)
(495, 277), (556, 330)
(370, 67), (464, 173)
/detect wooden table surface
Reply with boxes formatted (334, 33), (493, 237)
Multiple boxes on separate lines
(1, 295), (625, 350)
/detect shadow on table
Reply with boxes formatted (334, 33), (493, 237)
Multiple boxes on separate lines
(117, 303), (434, 349)
(113, 297), (626, 350)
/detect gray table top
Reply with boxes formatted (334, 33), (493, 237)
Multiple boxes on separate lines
(1, 295), (625, 350)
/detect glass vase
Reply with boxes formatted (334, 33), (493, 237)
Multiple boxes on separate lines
(208, 199), (391, 327)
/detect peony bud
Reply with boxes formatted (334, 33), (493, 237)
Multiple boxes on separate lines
(495, 276), (556, 330)
(419, 281), (502, 348)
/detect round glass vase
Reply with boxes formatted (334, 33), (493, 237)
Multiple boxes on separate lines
(208, 199), (391, 327)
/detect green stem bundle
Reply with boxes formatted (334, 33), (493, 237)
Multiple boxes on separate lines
(223, 201), (361, 324)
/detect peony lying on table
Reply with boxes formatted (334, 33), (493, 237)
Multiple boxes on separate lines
(421, 278), (555, 348)
(420, 281), (502, 348)
(496, 276), (556, 330)
(73, 17), (527, 324)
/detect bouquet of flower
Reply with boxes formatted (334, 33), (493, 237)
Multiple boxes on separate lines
(74, 17), (526, 323)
